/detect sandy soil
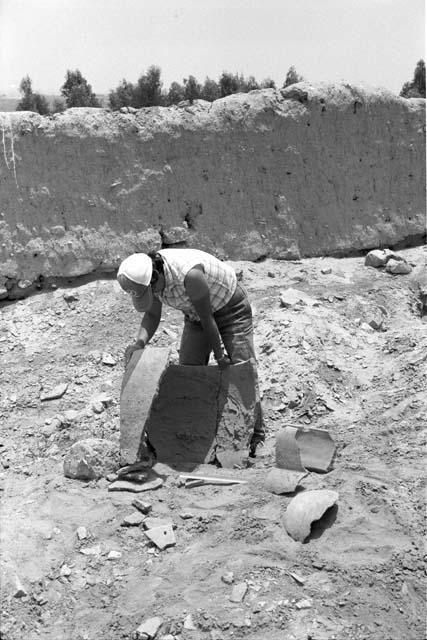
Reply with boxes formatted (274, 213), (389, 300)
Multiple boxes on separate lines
(0, 247), (426, 640)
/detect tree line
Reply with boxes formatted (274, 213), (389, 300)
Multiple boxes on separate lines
(15, 61), (425, 115)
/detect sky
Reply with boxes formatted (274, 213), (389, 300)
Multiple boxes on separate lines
(0, 0), (425, 97)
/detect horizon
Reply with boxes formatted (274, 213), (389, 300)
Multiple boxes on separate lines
(0, 0), (425, 98)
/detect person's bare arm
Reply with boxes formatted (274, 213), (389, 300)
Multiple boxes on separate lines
(124, 297), (162, 365)
(134, 296), (162, 347)
(184, 266), (227, 363)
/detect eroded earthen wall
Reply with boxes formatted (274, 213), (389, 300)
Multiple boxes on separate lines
(0, 82), (425, 299)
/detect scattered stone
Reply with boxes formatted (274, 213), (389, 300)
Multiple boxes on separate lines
(132, 499), (153, 514)
(320, 267), (332, 275)
(107, 550), (122, 560)
(108, 477), (163, 493)
(60, 564), (72, 577)
(162, 225), (190, 245)
(40, 383), (68, 401)
(135, 616), (163, 639)
(145, 524), (176, 550)
(386, 259), (412, 275)
(62, 409), (80, 424)
(265, 468), (308, 494)
(13, 575), (27, 598)
(183, 613), (196, 630)
(63, 438), (118, 480)
(63, 291), (79, 303)
(368, 312), (384, 331)
(76, 526), (88, 540)
(230, 581), (248, 603)
(121, 511), (145, 527)
(221, 572), (234, 585)
(91, 401), (104, 414)
(364, 249), (389, 268)
(106, 473), (118, 482)
(283, 489), (339, 542)
(79, 545), (101, 556)
(295, 599), (312, 610)
(102, 353), (117, 366)
(267, 271), (276, 278)
(279, 288), (317, 308)
(179, 511), (194, 519)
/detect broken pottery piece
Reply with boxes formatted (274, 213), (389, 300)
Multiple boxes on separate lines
(108, 477), (163, 493)
(276, 427), (336, 473)
(230, 581), (248, 603)
(144, 524), (176, 550)
(265, 468), (308, 494)
(283, 489), (339, 542)
(40, 383), (68, 401)
(120, 347), (171, 466)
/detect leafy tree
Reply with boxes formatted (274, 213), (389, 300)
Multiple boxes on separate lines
(109, 79), (136, 110)
(260, 77), (276, 89)
(219, 71), (241, 97)
(243, 75), (260, 91)
(167, 81), (185, 105)
(283, 66), (304, 88)
(61, 69), (100, 108)
(184, 75), (201, 104)
(52, 98), (66, 113)
(400, 59), (425, 98)
(134, 65), (163, 107)
(201, 77), (220, 102)
(16, 75), (50, 114)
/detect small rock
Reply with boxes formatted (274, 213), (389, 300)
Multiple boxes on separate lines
(79, 545), (101, 556)
(40, 383), (68, 402)
(280, 288), (317, 308)
(230, 581), (248, 602)
(221, 571), (234, 585)
(13, 575), (27, 598)
(385, 259), (412, 275)
(368, 312), (384, 331)
(162, 226), (190, 245)
(183, 613), (196, 630)
(62, 409), (80, 424)
(365, 249), (389, 268)
(267, 271), (275, 278)
(107, 550), (122, 560)
(76, 526), (88, 540)
(63, 291), (79, 303)
(91, 401), (104, 414)
(295, 599), (312, 610)
(135, 616), (163, 639)
(121, 511), (145, 527)
(321, 267), (332, 275)
(63, 438), (118, 480)
(60, 564), (72, 577)
(132, 499), (152, 514)
(179, 511), (194, 520)
(102, 353), (117, 366)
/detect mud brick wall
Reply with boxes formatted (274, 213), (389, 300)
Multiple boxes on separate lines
(0, 82), (425, 299)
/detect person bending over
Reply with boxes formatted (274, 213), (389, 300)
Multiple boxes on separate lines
(117, 248), (264, 453)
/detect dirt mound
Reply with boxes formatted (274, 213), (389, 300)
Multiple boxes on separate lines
(0, 83), (425, 300)
(0, 248), (425, 639)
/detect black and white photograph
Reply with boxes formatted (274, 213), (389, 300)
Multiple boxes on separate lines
(0, 1), (425, 638)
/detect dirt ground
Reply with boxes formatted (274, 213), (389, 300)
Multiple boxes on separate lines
(0, 247), (426, 640)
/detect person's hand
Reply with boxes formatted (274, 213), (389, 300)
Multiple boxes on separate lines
(124, 340), (145, 367)
(216, 354), (231, 369)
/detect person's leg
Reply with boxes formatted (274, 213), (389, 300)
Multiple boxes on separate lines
(215, 286), (265, 452)
(179, 318), (211, 365)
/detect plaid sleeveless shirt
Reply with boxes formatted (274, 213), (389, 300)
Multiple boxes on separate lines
(157, 249), (237, 321)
